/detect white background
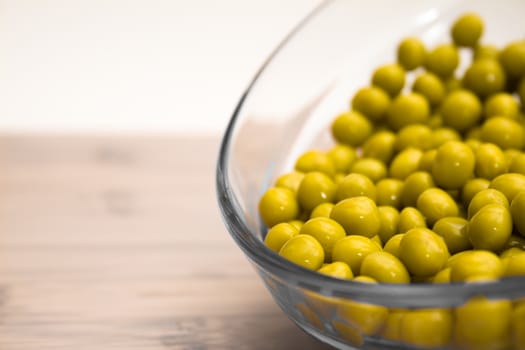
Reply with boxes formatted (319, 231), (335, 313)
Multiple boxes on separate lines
(0, 0), (321, 134)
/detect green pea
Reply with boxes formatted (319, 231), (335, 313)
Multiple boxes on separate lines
(425, 44), (459, 78)
(416, 188), (459, 226)
(371, 63), (406, 97)
(318, 261), (354, 279)
(510, 191), (525, 237)
(461, 178), (491, 208)
(432, 141), (475, 190)
(376, 178), (404, 209)
(474, 44), (499, 61)
(440, 89), (482, 133)
(350, 158), (387, 183)
(399, 227), (449, 277)
(389, 148), (423, 180)
(480, 116), (525, 150)
(398, 207), (427, 233)
(397, 37), (426, 70)
(295, 150), (336, 177)
(330, 196), (380, 238)
(474, 143), (508, 180)
(297, 172), (336, 212)
(468, 203), (512, 252)
(327, 144), (357, 174)
(433, 217), (471, 254)
(451, 13), (484, 47)
(462, 58), (506, 98)
(394, 124), (433, 151)
(401, 171), (435, 208)
(448, 250), (503, 281)
(383, 234), (405, 258)
(336, 173), (376, 202)
(331, 110), (373, 146)
(264, 222), (300, 252)
(499, 41), (525, 79)
(275, 171), (304, 194)
(300, 217), (347, 261)
(332, 235), (381, 275)
(412, 72), (446, 107)
(431, 128), (461, 148)
(360, 251), (410, 283)
(418, 149), (437, 173)
(377, 206), (400, 243)
(484, 93), (520, 119)
(351, 86), (391, 122)
(490, 173), (525, 203)
(387, 93), (430, 131)
(509, 153), (525, 175)
(361, 130), (397, 164)
(279, 234), (325, 270)
(310, 202), (335, 219)
(259, 187), (300, 227)
(468, 188), (509, 219)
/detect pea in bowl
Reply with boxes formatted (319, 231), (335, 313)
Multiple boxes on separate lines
(216, 0), (525, 349)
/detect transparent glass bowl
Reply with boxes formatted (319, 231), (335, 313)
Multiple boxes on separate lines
(216, 1), (525, 349)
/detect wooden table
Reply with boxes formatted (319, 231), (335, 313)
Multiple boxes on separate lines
(0, 134), (330, 349)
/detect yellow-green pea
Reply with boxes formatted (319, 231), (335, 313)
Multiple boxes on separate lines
(371, 235), (383, 249)
(317, 261), (354, 279)
(332, 235), (381, 276)
(432, 141), (475, 190)
(440, 89), (482, 132)
(454, 297), (512, 349)
(467, 188), (509, 218)
(400, 308), (453, 348)
(394, 124), (433, 151)
(383, 234), (405, 258)
(480, 116), (525, 150)
(433, 267), (451, 283)
(275, 171), (304, 194)
(377, 206), (400, 243)
(463, 58), (506, 98)
(431, 127), (461, 149)
(371, 63), (406, 97)
(335, 173), (376, 202)
(398, 207), (427, 233)
(353, 275), (377, 283)
(288, 220), (304, 231)
(425, 44), (459, 78)
(461, 177), (490, 208)
(330, 197), (380, 237)
(474, 44), (499, 61)
(259, 187), (300, 227)
(327, 144), (356, 174)
(300, 217), (346, 261)
(418, 149), (437, 173)
(360, 251), (410, 283)
(351, 86), (391, 122)
(468, 203), (512, 252)
(484, 93), (520, 119)
(295, 150), (336, 177)
(389, 148), (423, 180)
(509, 152), (525, 175)
(336, 299), (389, 336)
(412, 72), (446, 107)
(500, 247), (524, 259)
(361, 130), (397, 164)
(279, 234), (325, 270)
(448, 250), (503, 282)
(264, 222), (300, 252)
(381, 309), (406, 342)
(490, 173), (525, 203)
(512, 302), (525, 349)
(350, 158), (387, 183)
(499, 41), (525, 79)
(310, 202), (335, 219)
(401, 171), (435, 208)
(444, 76), (462, 92)
(331, 110), (373, 147)
(502, 252), (525, 277)
(451, 12), (483, 47)
(511, 191), (525, 237)
(474, 143), (508, 180)
(297, 171), (336, 212)
(399, 227), (449, 277)
(386, 93), (430, 131)
(433, 217), (471, 254)
(375, 178), (404, 209)
(397, 37), (426, 71)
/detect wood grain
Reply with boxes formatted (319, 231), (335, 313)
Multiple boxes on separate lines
(0, 134), (330, 349)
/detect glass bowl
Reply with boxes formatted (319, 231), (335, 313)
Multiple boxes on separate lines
(216, 0), (525, 349)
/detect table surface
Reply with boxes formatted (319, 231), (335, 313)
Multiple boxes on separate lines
(0, 134), (330, 349)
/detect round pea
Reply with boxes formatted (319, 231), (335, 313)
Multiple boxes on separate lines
(467, 188), (509, 218)
(425, 44), (459, 78)
(448, 250), (503, 282)
(335, 173), (376, 202)
(397, 37), (426, 70)
(336, 299), (389, 336)
(383, 234), (405, 258)
(432, 141), (475, 190)
(331, 111), (373, 146)
(376, 178), (404, 209)
(386, 93), (430, 131)
(474, 44), (499, 61)
(394, 124), (433, 151)
(433, 217), (471, 254)
(351, 86), (391, 122)
(433, 267), (452, 283)
(451, 13), (484, 47)
(431, 127), (461, 149)
(412, 72), (446, 107)
(389, 148), (423, 180)
(440, 89), (482, 132)
(279, 234), (325, 270)
(511, 191), (525, 237)
(399, 228), (449, 277)
(463, 58), (506, 98)
(264, 222), (299, 252)
(490, 173), (525, 203)
(400, 308), (453, 348)
(297, 171), (336, 212)
(310, 202), (334, 219)
(484, 92), (520, 119)
(377, 206), (400, 243)
(350, 158), (387, 182)
(295, 149), (335, 177)
(468, 203), (512, 251)
(332, 235), (381, 275)
(475, 143), (508, 180)
(300, 217), (346, 261)
(381, 309), (406, 342)
(330, 196), (380, 237)
(360, 251), (410, 283)
(418, 149), (437, 173)
(275, 171), (304, 194)
(398, 207), (427, 233)
(480, 116), (525, 150)
(509, 152), (525, 175)
(461, 177), (490, 207)
(361, 130), (397, 164)
(259, 187), (300, 227)
(401, 171), (435, 208)
(327, 144), (356, 174)
(371, 63), (406, 97)
(502, 252), (525, 277)
(499, 41), (525, 79)
(318, 261), (354, 279)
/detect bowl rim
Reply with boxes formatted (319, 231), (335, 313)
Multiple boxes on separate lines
(215, 0), (525, 308)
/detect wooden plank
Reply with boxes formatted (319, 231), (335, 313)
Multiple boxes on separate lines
(0, 134), (329, 349)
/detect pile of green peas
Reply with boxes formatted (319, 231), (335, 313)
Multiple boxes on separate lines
(258, 12), (525, 349)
